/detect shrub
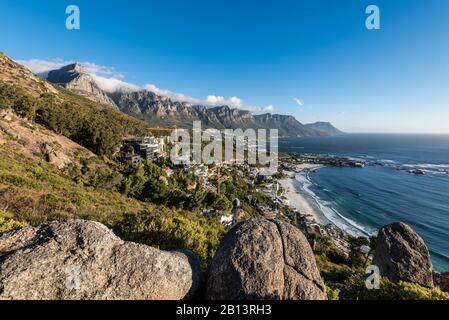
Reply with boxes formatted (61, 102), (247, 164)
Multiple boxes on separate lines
(338, 271), (449, 300)
(315, 236), (348, 265)
(0, 174), (42, 189)
(326, 286), (341, 300)
(113, 210), (227, 266)
(0, 210), (27, 234)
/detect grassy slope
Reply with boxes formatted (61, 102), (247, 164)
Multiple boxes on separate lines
(0, 141), (226, 264)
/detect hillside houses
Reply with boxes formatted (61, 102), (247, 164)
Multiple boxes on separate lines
(119, 136), (166, 166)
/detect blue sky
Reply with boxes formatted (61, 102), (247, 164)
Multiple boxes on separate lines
(1, 0), (448, 133)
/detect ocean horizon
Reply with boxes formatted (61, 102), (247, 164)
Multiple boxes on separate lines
(280, 133), (449, 272)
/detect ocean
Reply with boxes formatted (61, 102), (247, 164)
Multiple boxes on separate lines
(279, 134), (449, 272)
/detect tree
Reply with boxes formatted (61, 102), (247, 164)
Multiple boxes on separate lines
(204, 192), (232, 212)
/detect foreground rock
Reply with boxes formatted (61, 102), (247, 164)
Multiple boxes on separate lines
(0, 220), (201, 300)
(373, 222), (434, 287)
(205, 219), (326, 300)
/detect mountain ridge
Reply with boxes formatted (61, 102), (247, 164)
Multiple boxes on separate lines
(108, 89), (339, 137)
(43, 62), (343, 137)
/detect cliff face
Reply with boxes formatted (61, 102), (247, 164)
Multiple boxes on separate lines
(108, 90), (222, 127)
(110, 90), (331, 137)
(46, 63), (118, 109)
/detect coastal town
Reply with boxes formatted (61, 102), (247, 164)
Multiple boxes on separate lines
(116, 135), (371, 252)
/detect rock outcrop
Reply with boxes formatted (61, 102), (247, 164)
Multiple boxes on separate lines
(205, 219), (326, 300)
(373, 222), (434, 287)
(47, 63), (117, 108)
(0, 220), (201, 300)
(44, 144), (72, 169)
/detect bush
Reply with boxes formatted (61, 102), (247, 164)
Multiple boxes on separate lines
(315, 236), (348, 265)
(0, 210), (27, 234)
(0, 84), (37, 120)
(0, 174), (42, 189)
(113, 210), (227, 266)
(326, 286), (340, 300)
(337, 271), (449, 300)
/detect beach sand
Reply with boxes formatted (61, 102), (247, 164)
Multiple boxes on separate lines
(278, 164), (329, 226)
(279, 164), (352, 252)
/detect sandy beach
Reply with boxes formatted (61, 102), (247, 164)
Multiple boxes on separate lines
(278, 164), (329, 226)
(279, 164), (353, 252)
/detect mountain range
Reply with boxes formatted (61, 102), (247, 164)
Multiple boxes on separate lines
(43, 63), (343, 137)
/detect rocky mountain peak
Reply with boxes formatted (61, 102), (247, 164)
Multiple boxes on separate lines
(46, 63), (118, 109)
(47, 63), (84, 84)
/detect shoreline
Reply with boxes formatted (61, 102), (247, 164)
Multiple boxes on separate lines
(278, 164), (329, 226)
(278, 164), (352, 251)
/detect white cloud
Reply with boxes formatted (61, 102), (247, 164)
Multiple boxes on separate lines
(16, 59), (67, 75)
(262, 105), (276, 113)
(16, 58), (276, 113)
(91, 75), (140, 93)
(144, 84), (199, 104)
(80, 62), (124, 79)
(16, 58), (124, 79)
(293, 97), (304, 107)
(145, 84), (275, 112)
(204, 95), (244, 109)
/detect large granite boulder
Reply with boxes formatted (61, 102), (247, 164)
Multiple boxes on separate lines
(0, 220), (201, 300)
(205, 219), (326, 300)
(373, 222), (434, 287)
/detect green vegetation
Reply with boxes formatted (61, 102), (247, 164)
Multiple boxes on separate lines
(0, 210), (27, 233)
(0, 144), (225, 264)
(0, 83), (156, 157)
(220, 168), (275, 216)
(337, 272), (449, 300)
(314, 235), (449, 300)
(114, 210), (227, 266)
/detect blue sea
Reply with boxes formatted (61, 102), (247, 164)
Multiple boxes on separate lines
(279, 134), (449, 272)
